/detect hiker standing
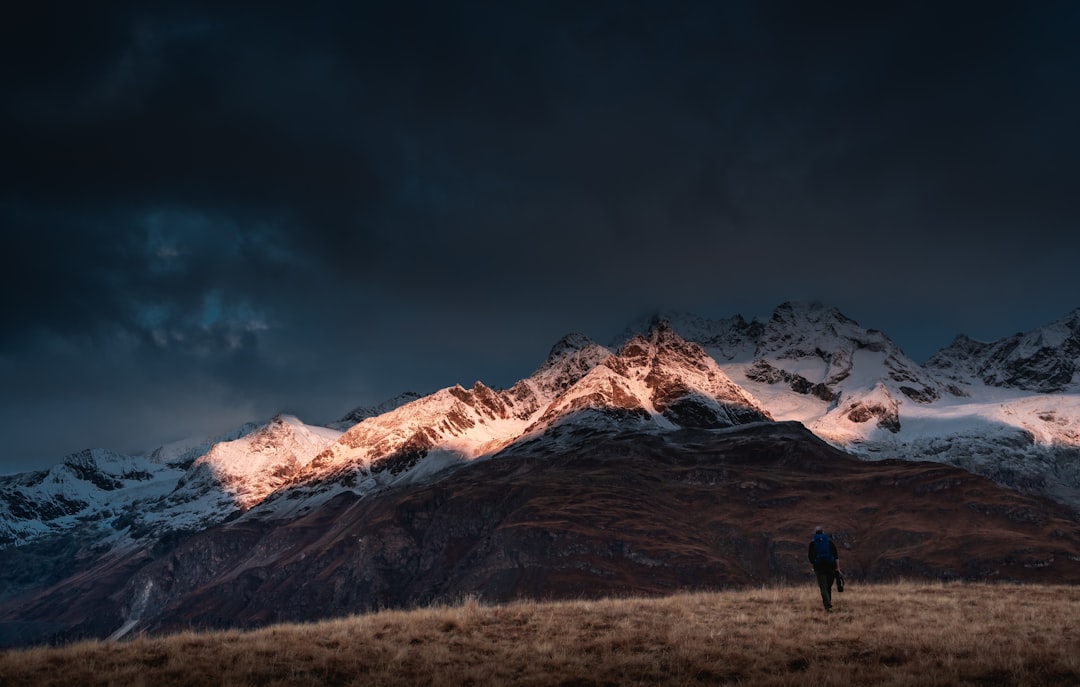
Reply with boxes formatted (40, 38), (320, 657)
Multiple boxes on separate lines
(808, 526), (839, 612)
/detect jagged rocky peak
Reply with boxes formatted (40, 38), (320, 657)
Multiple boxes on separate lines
(749, 301), (946, 404)
(524, 321), (772, 435)
(503, 334), (613, 416)
(770, 300), (855, 326)
(615, 310), (759, 360)
(330, 392), (425, 430)
(545, 332), (597, 362)
(451, 381), (511, 421)
(639, 322), (773, 426)
(759, 301), (887, 357)
(174, 415), (343, 511)
(931, 334), (988, 359)
(60, 448), (155, 490)
(302, 377), (531, 486)
(617, 319), (721, 370)
(923, 335), (991, 386)
(926, 308), (1080, 393)
(539, 333), (610, 373)
(613, 319), (695, 365)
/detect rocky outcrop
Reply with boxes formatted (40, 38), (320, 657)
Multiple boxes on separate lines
(845, 401), (901, 433)
(745, 360), (837, 401)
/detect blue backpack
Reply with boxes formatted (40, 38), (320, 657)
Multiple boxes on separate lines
(813, 532), (835, 567)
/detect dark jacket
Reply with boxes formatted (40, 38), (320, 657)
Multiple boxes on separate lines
(808, 534), (839, 571)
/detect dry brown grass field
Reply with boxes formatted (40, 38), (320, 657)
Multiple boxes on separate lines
(2, 581), (1079, 686)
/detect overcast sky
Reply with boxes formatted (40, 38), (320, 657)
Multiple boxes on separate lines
(2, 2), (1078, 473)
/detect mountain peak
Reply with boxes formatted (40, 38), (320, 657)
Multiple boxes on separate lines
(770, 300), (855, 327)
(757, 301), (892, 361)
(612, 310), (754, 353)
(646, 318), (678, 340)
(331, 392), (425, 430)
(176, 416), (343, 511)
(525, 325), (771, 438)
(545, 333), (597, 364)
(926, 307), (1080, 393)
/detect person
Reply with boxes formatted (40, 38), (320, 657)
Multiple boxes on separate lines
(808, 526), (839, 612)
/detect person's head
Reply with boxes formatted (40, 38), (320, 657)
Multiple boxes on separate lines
(815, 526), (824, 534)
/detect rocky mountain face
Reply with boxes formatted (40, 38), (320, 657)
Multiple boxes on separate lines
(634, 302), (949, 423)
(3, 308), (1080, 647)
(0, 448), (180, 550)
(0, 417), (343, 551)
(518, 323), (771, 439)
(249, 325), (769, 517)
(926, 309), (1080, 393)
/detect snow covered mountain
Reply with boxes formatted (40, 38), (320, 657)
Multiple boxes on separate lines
(4, 305), (1080, 647)
(926, 308), (1080, 393)
(0, 448), (178, 548)
(631, 302), (1080, 508)
(5, 303), (1080, 557)
(133, 415), (342, 529)
(5, 303), (1080, 556)
(1, 322), (775, 555)
(624, 302), (949, 431)
(517, 323), (770, 444)
(0, 416), (340, 549)
(250, 324), (770, 516)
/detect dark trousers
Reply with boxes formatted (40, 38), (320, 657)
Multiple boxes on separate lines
(814, 567), (835, 609)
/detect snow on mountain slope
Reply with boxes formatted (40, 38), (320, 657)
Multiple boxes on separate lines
(8, 302), (1080, 554)
(0, 337), (615, 546)
(870, 392), (1080, 507)
(144, 422), (261, 468)
(101, 415), (340, 540)
(629, 302), (949, 444)
(743, 302), (945, 400)
(327, 392), (425, 430)
(642, 302), (1080, 509)
(137, 415), (342, 526)
(307, 383), (533, 478)
(927, 308), (1080, 393)
(252, 335), (616, 515)
(0, 449), (182, 547)
(502, 333), (615, 416)
(519, 322), (771, 443)
(0, 416), (342, 548)
(615, 311), (759, 362)
(248, 325), (774, 518)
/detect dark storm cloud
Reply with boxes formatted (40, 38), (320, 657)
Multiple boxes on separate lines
(2, 2), (1079, 471)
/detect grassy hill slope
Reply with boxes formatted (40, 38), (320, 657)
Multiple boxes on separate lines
(2, 581), (1079, 686)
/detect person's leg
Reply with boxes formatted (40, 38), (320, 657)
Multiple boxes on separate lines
(815, 569), (833, 610)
